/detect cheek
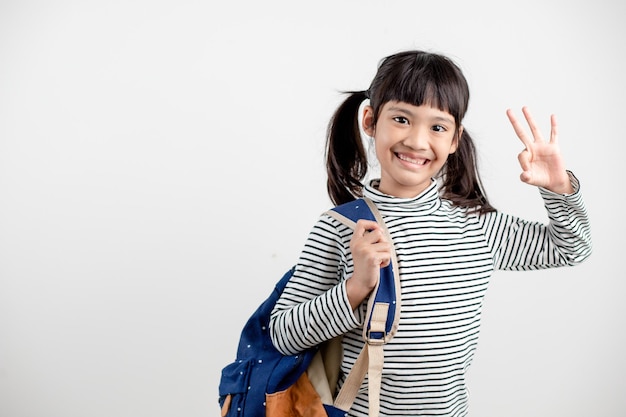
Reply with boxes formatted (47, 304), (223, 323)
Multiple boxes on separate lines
(440, 136), (458, 154)
(373, 137), (393, 160)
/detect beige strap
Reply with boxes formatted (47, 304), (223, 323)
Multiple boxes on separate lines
(367, 343), (384, 417)
(333, 345), (368, 410)
(324, 198), (401, 415)
(331, 303), (391, 414)
(364, 303), (388, 417)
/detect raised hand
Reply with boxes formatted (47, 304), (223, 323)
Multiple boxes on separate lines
(506, 106), (573, 194)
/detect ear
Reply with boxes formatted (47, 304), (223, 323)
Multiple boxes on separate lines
(449, 125), (462, 154)
(362, 105), (375, 136)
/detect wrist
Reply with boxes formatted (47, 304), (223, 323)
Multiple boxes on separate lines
(346, 275), (375, 310)
(547, 173), (574, 194)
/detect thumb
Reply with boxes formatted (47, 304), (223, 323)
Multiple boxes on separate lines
(520, 170), (533, 184)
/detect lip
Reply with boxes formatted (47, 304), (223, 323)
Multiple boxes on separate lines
(395, 152), (430, 168)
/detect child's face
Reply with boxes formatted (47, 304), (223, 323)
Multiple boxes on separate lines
(363, 101), (459, 198)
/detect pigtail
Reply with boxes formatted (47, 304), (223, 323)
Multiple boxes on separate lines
(325, 91), (369, 206)
(440, 129), (496, 214)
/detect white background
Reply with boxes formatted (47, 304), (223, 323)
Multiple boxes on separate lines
(1, 1), (624, 416)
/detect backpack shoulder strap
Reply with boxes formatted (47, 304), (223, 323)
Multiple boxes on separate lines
(326, 197), (401, 342)
(325, 197), (402, 416)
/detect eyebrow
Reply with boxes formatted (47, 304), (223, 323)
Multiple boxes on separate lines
(386, 106), (455, 125)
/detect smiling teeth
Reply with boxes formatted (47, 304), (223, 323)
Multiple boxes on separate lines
(398, 154), (427, 165)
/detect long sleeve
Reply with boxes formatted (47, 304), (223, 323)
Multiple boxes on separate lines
(482, 171), (592, 270)
(269, 215), (361, 355)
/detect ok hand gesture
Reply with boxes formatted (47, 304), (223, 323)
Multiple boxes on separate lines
(506, 107), (573, 194)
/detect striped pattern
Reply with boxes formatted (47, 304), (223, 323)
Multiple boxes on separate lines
(270, 173), (592, 416)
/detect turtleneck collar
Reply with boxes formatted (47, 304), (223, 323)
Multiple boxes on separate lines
(363, 178), (442, 216)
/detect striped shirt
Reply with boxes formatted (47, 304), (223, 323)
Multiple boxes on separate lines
(269, 172), (592, 416)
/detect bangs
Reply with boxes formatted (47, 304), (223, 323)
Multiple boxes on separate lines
(371, 52), (469, 123)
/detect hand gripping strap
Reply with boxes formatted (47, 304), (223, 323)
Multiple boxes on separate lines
(326, 198), (401, 416)
(327, 198), (401, 343)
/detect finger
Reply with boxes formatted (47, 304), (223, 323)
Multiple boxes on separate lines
(352, 221), (387, 249)
(354, 241), (391, 268)
(517, 149), (533, 184)
(521, 106), (545, 143)
(371, 244), (392, 267)
(518, 149), (532, 172)
(364, 229), (386, 246)
(354, 219), (380, 237)
(506, 108), (532, 149)
(549, 113), (559, 144)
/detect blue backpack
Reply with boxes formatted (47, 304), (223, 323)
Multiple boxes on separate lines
(218, 198), (401, 417)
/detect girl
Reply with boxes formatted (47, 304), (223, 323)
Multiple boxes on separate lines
(269, 50), (592, 417)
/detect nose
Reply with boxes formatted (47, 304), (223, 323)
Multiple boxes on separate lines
(402, 126), (429, 150)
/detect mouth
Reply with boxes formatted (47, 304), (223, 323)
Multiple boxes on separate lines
(396, 152), (430, 166)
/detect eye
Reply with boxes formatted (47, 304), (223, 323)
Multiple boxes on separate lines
(393, 116), (409, 124)
(432, 124), (447, 132)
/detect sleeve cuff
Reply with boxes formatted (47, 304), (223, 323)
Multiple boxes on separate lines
(539, 170), (581, 198)
(339, 279), (363, 328)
